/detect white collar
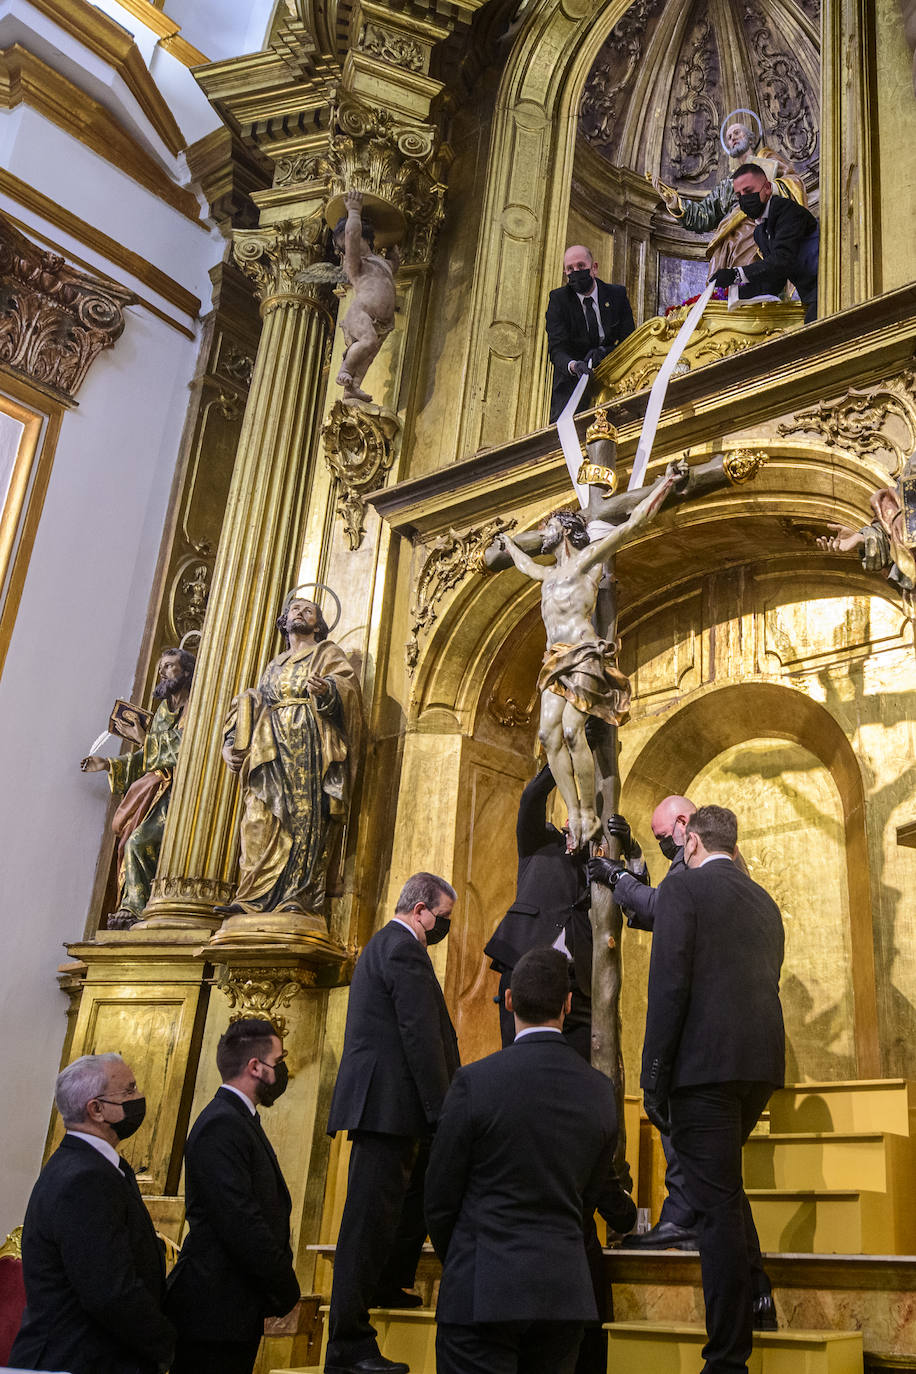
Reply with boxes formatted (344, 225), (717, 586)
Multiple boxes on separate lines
(514, 1026), (563, 1040)
(698, 853), (733, 867)
(391, 916), (420, 941)
(67, 1130), (122, 1170)
(220, 1083), (257, 1115)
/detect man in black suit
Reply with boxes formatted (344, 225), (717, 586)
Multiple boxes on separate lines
(166, 1017), (300, 1374)
(484, 762), (590, 1054)
(711, 164), (819, 322)
(11, 1052), (174, 1374)
(325, 871), (460, 1374)
(426, 946), (636, 1374)
(545, 245), (635, 421)
(641, 805), (785, 1374)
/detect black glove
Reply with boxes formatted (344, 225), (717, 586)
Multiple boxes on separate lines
(643, 1088), (671, 1136)
(605, 812), (632, 856)
(570, 358), (590, 377)
(587, 856), (625, 888)
(586, 345), (610, 370)
(711, 267), (739, 288)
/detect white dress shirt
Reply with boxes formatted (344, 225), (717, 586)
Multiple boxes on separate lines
(67, 1129), (122, 1169)
(220, 1083), (257, 1114)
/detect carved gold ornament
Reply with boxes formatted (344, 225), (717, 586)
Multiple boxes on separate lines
(213, 964), (317, 1037)
(322, 401), (402, 549)
(0, 213), (134, 400)
(778, 372), (916, 476)
(407, 518), (516, 673)
(723, 449), (768, 484)
(585, 409), (618, 444)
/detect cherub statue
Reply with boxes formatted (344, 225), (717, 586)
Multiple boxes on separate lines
(495, 470), (677, 849)
(333, 190), (400, 404)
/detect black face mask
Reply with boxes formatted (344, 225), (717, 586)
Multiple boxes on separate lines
(738, 191), (765, 219)
(99, 1096), (146, 1141)
(256, 1060), (289, 1108)
(426, 916), (451, 946)
(658, 834), (680, 862)
(566, 268), (593, 294)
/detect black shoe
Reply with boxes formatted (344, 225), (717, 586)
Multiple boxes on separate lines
(371, 1288), (423, 1309)
(624, 1220), (697, 1250)
(325, 1358), (410, 1374)
(753, 1292), (778, 1331)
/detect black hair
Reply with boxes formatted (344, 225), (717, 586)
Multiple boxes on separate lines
(732, 163), (767, 182)
(159, 647), (196, 676)
(686, 804), (738, 853)
(509, 947), (570, 1024)
(543, 509), (590, 550)
(216, 1018), (279, 1081)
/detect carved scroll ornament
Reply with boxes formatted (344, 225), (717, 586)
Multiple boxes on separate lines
(0, 213), (134, 400)
(667, 16), (719, 183)
(214, 963), (316, 1037)
(407, 518), (516, 673)
(778, 372), (916, 475)
(322, 401), (401, 549)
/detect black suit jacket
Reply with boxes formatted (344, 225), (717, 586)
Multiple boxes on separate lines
(484, 765), (586, 972)
(165, 1087), (300, 1343)
(545, 279), (635, 420)
(740, 195), (819, 306)
(327, 920), (460, 1136)
(641, 860), (785, 1097)
(426, 1033), (635, 1324)
(10, 1134), (174, 1374)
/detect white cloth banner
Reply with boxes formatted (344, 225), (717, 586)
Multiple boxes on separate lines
(628, 283), (716, 492)
(555, 370), (592, 510)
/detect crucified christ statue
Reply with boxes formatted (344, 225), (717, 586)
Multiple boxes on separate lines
(495, 470), (676, 849)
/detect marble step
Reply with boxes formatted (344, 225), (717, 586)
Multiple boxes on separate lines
(768, 1081), (915, 1138)
(605, 1321), (863, 1374)
(747, 1186), (916, 1255)
(744, 1130), (915, 1193)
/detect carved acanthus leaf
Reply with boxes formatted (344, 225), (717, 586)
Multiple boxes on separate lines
(667, 16), (719, 183)
(321, 401), (401, 550)
(213, 963), (316, 1037)
(777, 372), (916, 475)
(743, 1), (818, 168)
(327, 97), (448, 266)
(0, 213), (134, 400)
(359, 23), (425, 71)
(406, 518), (516, 673)
(231, 215), (328, 307)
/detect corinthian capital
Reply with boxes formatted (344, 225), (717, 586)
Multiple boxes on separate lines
(231, 215), (337, 316)
(0, 213), (134, 400)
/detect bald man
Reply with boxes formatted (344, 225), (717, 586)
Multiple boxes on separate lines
(587, 798), (776, 1330)
(544, 245), (634, 421)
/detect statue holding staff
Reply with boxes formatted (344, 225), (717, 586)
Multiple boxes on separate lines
(221, 588), (363, 916)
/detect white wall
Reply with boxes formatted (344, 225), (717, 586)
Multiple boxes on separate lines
(0, 2), (230, 1232)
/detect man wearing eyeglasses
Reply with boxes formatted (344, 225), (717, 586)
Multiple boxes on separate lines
(166, 1017), (300, 1374)
(325, 872), (460, 1374)
(10, 1052), (175, 1374)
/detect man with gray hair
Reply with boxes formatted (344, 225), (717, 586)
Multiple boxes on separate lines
(10, 1053), (175, 1373)
(325, 872), (460, 1374)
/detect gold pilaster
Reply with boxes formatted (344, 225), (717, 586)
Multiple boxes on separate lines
(139, 210), (335, 930)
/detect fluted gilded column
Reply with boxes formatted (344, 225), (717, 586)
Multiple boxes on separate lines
(140, 213), (334, 929)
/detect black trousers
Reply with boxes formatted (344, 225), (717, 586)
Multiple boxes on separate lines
(170, 1335), (262, 1374)
(437, 1319), (584, 1374)
(326, 1130), (428, 1367)
(669, 1081), (774, 1374)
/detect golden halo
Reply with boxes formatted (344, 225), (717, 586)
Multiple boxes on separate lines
(282, 582), (342, 633)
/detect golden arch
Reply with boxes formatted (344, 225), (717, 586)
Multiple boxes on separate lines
(619, 678), (880, 1077)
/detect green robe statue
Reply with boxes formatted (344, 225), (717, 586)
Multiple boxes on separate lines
(107, 700), (185, 918)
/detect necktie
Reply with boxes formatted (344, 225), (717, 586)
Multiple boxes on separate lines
(583, 295), (600, 350)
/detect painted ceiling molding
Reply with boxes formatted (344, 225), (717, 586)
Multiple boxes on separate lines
(580, 0), (820, 192)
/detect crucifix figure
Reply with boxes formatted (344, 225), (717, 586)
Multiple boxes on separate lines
(485, 425), (764, 1173)
(495, 472), (677, 851)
